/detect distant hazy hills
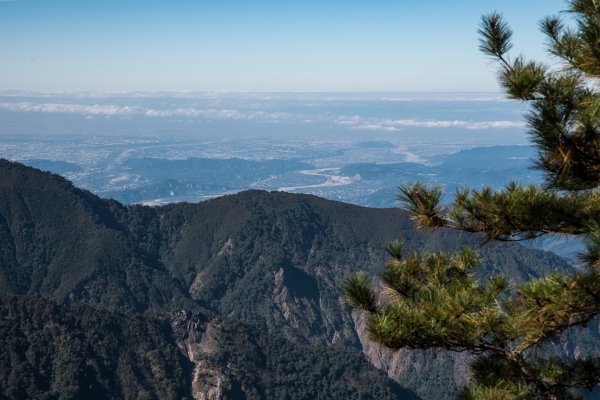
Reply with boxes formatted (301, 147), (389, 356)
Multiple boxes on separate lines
(102, 157), (311, 204)
(342, 145), (542, 206)
(18, 159), (83, 174)
(0, 159), (580, 399)
(19, 145), (541, 207)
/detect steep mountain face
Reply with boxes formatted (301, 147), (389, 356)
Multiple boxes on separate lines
(0, 159), (578, 399)
(182, 316), (419, 400)
(1, 295), (413, 400)
(0, 160), (193, 311)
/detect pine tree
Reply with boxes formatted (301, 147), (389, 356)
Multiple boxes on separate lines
(344, 1), (600, 399)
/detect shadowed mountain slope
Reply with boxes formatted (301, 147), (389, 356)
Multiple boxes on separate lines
(0, 159), (576, 399)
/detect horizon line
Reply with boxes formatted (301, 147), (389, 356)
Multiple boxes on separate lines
(0, 89), (506, 96)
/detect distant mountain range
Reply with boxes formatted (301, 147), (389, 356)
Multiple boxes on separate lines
(0, 158), (592, 399)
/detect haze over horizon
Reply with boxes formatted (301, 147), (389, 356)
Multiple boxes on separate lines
(1, 0), (564, 92)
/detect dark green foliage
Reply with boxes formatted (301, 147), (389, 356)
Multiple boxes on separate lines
(499, 57), (547, 101)
(346, 245), (600, 399)
(399, 182), (600, 241)
(397, 183), (445, 228)
(0, 292), (417, 400)
(343, 272), (377, 312)
(584, 222), (600, 268)
(479, 2), (600, 191)
(345, 249), (509, 353)
(478, 12), (513, 60)
(207, 319), (420, 400)
(542, 0), (600, 76)
(0, 159), (194, 312)
(386, 240), (404, 260)
(0, 295), (191, 400)
(460, 354), (600, 399)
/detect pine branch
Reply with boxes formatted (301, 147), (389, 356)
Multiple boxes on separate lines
(478, 12), (514, 69)
(401, 182), (600, 241)
(397, 183), (446, 228)
(343, 272), (378, 312)
(582, 222), (600, 268)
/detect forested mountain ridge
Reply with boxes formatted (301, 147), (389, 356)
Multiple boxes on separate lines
(0, 159), (578, 399)
(2, 294), (419, 399)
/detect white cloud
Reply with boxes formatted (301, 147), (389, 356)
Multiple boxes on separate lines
(336, 115), (361, 126)
(0, 102), (138, 116)
(0, 101), (294, 123)
(337, 115), (526, 131)
(352, 124), (402, 132)
(0, 98), (524, 130)
(463, 120), (527, 129)
(379, 95), (510, 102)
(143, 107), (293, 122)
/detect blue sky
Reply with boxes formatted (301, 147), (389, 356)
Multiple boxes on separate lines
(0, 0), (565, 92)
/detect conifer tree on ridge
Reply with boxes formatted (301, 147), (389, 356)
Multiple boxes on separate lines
(345, 1), (600, 398)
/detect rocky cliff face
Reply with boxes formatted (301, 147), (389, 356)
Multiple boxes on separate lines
(171, 311), (221, 400)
